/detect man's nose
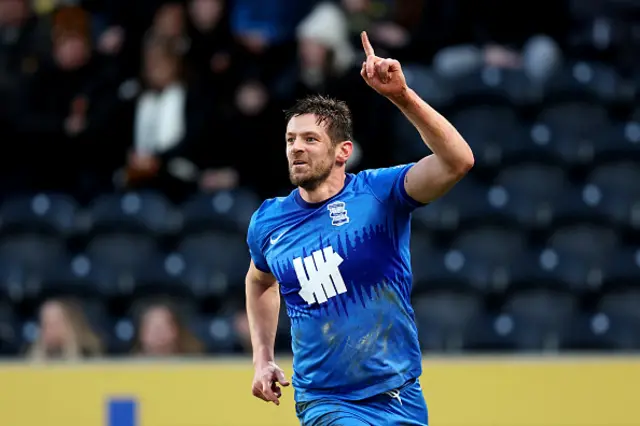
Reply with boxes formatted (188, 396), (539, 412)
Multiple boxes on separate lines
(291, 138), (305, 152)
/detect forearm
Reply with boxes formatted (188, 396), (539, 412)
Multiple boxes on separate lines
(390, 88), (473, 171)
(246, 279), (280, 365)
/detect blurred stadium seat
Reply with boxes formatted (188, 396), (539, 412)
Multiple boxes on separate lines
(84, 192), (179, 237)
(414, 291), (484, 352)
(531, 102), (611, 169)
(0, 303), (18, 356)
(0, 193), (78, 237)
(178, 232), (250, 304)
(180, 189), (261, 235)
(450, 105), (527, 174)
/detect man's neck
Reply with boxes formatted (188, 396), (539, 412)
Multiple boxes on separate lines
(299, 171), (346, 204)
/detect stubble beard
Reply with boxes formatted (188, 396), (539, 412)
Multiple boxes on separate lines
(289, 159), (334, 191)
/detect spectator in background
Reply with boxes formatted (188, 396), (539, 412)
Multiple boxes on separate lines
(0, 0), (51, 113)
(133, 301), (203, 356)
(273, 1), (364, 170)
(116, 36), (211, 202)
(28, 298), (103, 361)
(93, 0), (176, 80)
(0, 0), (52, 191)
(13, 6), (117, 195)
(185, 0), (238, 99)
(146, 1), (190, 54)
(340, 0), (425, 62)
(229, 0), (314, 82)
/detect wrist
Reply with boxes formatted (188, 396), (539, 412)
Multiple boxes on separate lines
(253, 346), (274, 367)
(388, 86), (412, 107)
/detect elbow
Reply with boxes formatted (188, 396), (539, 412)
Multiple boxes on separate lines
(462, 152), (475, 173)
(453, 150), (474, 178)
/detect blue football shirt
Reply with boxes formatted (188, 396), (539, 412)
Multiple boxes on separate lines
(247, 164), (426, 402)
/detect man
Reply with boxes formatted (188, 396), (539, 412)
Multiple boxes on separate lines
(245, 31), (474, 426)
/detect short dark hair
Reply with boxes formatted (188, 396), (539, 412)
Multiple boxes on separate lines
(284, 95), (353, 144)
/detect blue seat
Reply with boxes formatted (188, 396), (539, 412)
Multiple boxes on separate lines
(448, 67), (538, 107)
(0, 303), (19, 356)
(0, 235), (67, 300)
(38, 253), (105, 300)
(132, 252), (191, 299)
(531, 246), (606, 295)
(86, 191), (177, 236)
(543, 62), (626, 104)
(445, 226), (529, 293)
(558, 312), (638, 351)
(411, 233), (459, 293)
(492, 163), (586, 230)
(0, 256), (24, 303)
(532, 224), (618, 294)
(501, 289), (578, 351)
(109, 316), (136, 354)
(84, 234), (159, 297)
(592, 121), (640, 164)
(602, 247), (640, 291)
(0, 193), (78, 237)
(191, 315), (240, 354)
(0, 234), (66, 272)
(179, 232), (250, 299)
(413, 291), (484, 352)
(411, 245), (469, 294)
(464, 313), (559, 352)
(547, 223), (619, 260)
(450, 106), (526, 172)
(180, 189), (261, 234)
(531, 102), (611, 168)
(587, 312), (640, 350)
(583, 162), (640, 229)
(598, 289), (640, 321)
(403, 65), (453, 108)
(86, 234), (157, 272)
(412, 177), (497, 232)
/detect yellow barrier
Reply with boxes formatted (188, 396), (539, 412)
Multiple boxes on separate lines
(0, 356), (637, 426)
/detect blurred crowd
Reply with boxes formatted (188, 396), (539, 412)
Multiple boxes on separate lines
(5, 0), (636, 203)
(25, 297), (250, 360)
(1, 0), (640, 360)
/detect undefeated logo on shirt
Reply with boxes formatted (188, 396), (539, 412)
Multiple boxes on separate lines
(293, 246), (346, 305)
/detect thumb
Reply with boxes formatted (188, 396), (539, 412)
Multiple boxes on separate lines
(275, 369), (290, 386)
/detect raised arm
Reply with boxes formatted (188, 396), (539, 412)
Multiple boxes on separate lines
(246, 260), (289, 405)
(360, 31), (474, 204)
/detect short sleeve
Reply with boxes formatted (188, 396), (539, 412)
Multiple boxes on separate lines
(361, 164), (427, 211)
(246, 210), (271, 273)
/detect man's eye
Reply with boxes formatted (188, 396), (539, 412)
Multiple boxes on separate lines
(306, 137), (316, 142)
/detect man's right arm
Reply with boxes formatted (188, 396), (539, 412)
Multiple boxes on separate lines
(245, 259), (280, 366)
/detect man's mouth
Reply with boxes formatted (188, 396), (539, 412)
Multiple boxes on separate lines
(292, 160), (307, 166)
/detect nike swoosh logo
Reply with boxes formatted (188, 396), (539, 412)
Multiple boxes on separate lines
(270, 230), (287, 245)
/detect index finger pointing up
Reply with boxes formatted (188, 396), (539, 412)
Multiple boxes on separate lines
(361, 31), (375, 57)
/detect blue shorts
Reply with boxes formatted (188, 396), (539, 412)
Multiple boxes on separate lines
(295, 378), (428, 426)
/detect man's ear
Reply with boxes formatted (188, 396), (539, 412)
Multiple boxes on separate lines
(335, 140), (353, 165)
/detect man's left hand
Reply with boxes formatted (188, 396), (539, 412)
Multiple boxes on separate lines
(360, 31), (407, 100)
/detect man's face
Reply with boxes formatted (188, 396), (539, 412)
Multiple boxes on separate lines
(53, 34), (90, 71)
(0, 0), (28, 27)
(286, 114), (336, 191)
